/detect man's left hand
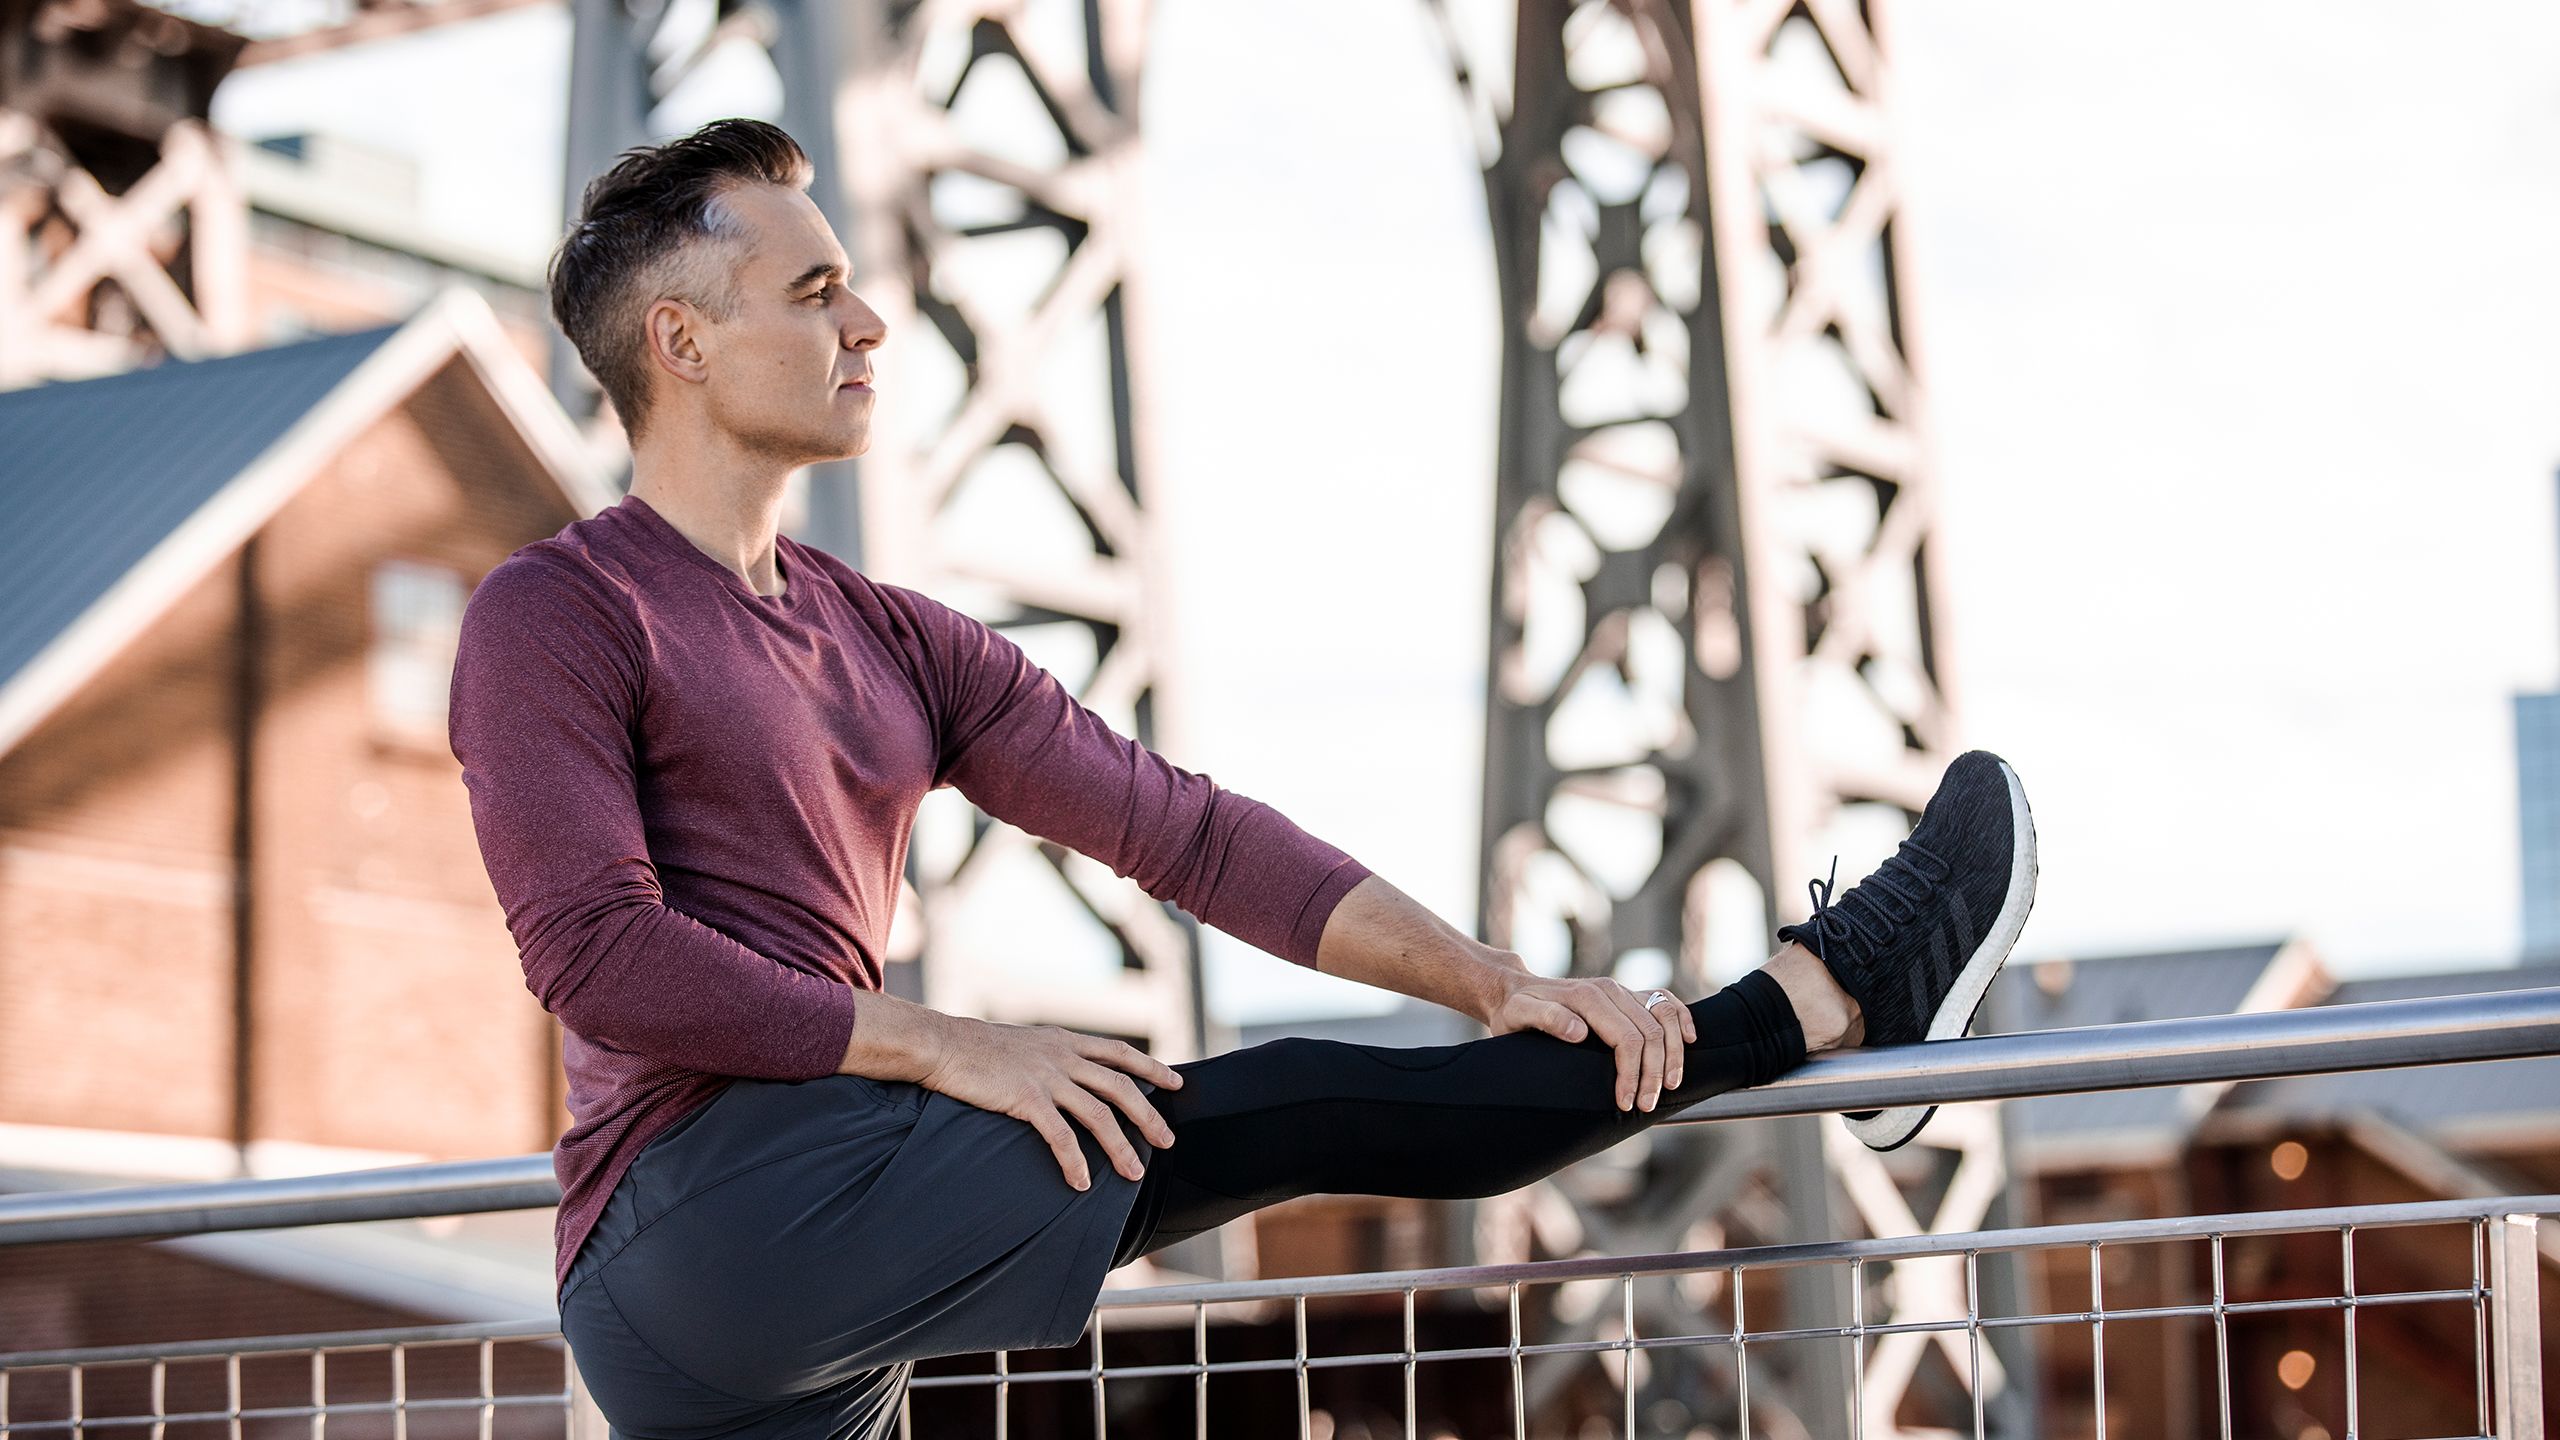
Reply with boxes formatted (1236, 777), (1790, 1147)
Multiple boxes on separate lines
(1478, 967), (1696, 1113)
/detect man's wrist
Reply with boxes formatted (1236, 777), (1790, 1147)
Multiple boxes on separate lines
(838, 990), (954, 1084)
(1466, 948), (1529, 1027)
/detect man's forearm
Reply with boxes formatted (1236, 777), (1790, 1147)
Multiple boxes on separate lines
(1312, 873), (1527, 1023)
(836, 988), (955, 1082)
(840, 875), (1522, 1076)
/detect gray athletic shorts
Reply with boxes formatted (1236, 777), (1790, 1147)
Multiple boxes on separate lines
(555, 1070), (1149, 1439)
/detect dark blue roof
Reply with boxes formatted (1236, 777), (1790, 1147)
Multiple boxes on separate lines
(2224, 959), (2560, 1129)
(1982, 943), (2293, 1150)
(1987, 942), (2288, 1032)
(0, 323), (403, 691)
(1984, 944), (2560, 1155)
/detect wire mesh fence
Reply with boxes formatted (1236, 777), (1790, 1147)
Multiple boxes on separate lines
(0, 1322), (573, 1440)
(886, 1196), (2551, 1439)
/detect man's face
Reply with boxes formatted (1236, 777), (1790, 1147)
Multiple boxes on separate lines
(683, 181), (886, 464)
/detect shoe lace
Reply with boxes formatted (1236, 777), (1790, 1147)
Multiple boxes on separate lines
(1796, 836), (1954, 964)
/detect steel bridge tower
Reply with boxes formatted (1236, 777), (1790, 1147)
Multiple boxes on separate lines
(1447, 0), (2026, 1432)
(0, 0), (252, 385)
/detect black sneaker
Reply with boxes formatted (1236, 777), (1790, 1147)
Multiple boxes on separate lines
(1774, 750), (2037, 1151)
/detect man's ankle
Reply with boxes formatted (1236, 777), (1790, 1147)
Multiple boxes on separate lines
(1763, 941), (1864, 1051)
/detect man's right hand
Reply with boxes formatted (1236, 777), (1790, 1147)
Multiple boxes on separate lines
(919, 1018), (1183, 1189)
(838, 989), (1183, 1191)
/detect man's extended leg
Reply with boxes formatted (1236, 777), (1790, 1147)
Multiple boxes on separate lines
(1111, 748), (2035, 1266)
(1111, 944), (1848, 1265)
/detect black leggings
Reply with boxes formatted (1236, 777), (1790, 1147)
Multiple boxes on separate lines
(1111, 969), (1806, 1266)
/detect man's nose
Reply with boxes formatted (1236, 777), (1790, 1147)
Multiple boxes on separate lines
(843, 295), (887, 347)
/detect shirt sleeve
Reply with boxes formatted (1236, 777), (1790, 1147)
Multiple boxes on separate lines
(448, 553), (857, 1077)
(887, 583), (1370, 968)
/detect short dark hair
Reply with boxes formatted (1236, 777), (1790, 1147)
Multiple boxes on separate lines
(546, 118), (813, 441)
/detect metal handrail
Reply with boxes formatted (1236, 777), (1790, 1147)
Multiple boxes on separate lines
(0, 1319), (564, 1371)
(4, 987), (2556, 1248)
(0, 1153), (554, 1247)
(1676, 983), (2560, 1121)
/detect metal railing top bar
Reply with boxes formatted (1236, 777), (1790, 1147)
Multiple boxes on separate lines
(1672, 984), (2560, 1122)
(0, 1153), (553, 1247)
(1089, 1194), (2560, 1311)
(1, 988), (2554, 1249)
(0, 1318), (563, 1371)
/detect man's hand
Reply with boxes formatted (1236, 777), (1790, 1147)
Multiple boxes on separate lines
(1306, 875), (1694, 1115)
(1479, 967), (1696, 1114)
(918, 1017), (1185, 1191)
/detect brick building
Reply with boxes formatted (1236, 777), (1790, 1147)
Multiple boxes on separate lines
(0, 284), (611, 1353)
(1987, 944), (2560, 1439)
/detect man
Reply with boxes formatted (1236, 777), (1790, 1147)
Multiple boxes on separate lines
(449, 117), (2037, 1439)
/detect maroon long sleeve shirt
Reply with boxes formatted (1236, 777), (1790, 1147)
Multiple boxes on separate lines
(447, 493), (1371, 1290)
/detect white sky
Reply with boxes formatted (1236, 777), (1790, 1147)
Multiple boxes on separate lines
(208, 1), (2560, 1025)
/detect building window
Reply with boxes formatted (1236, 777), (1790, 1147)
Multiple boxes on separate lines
(369, 558), (465, 746)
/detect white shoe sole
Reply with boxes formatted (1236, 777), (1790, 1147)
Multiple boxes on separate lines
(1843, 757), (2039, 1152)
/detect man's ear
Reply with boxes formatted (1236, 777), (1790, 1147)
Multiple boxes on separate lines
(644, 297), (712, 389)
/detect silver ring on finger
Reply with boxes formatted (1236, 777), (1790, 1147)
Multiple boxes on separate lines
(1642, 988), (1678, 1014)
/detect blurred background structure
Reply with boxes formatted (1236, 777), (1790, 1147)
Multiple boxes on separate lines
(1, 0), (2556, 1435)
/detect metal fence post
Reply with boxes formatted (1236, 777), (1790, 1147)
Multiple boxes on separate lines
(2491, 1215), (2545, 1440)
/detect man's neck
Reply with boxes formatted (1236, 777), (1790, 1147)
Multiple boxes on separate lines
(626, 434), (796, 597)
